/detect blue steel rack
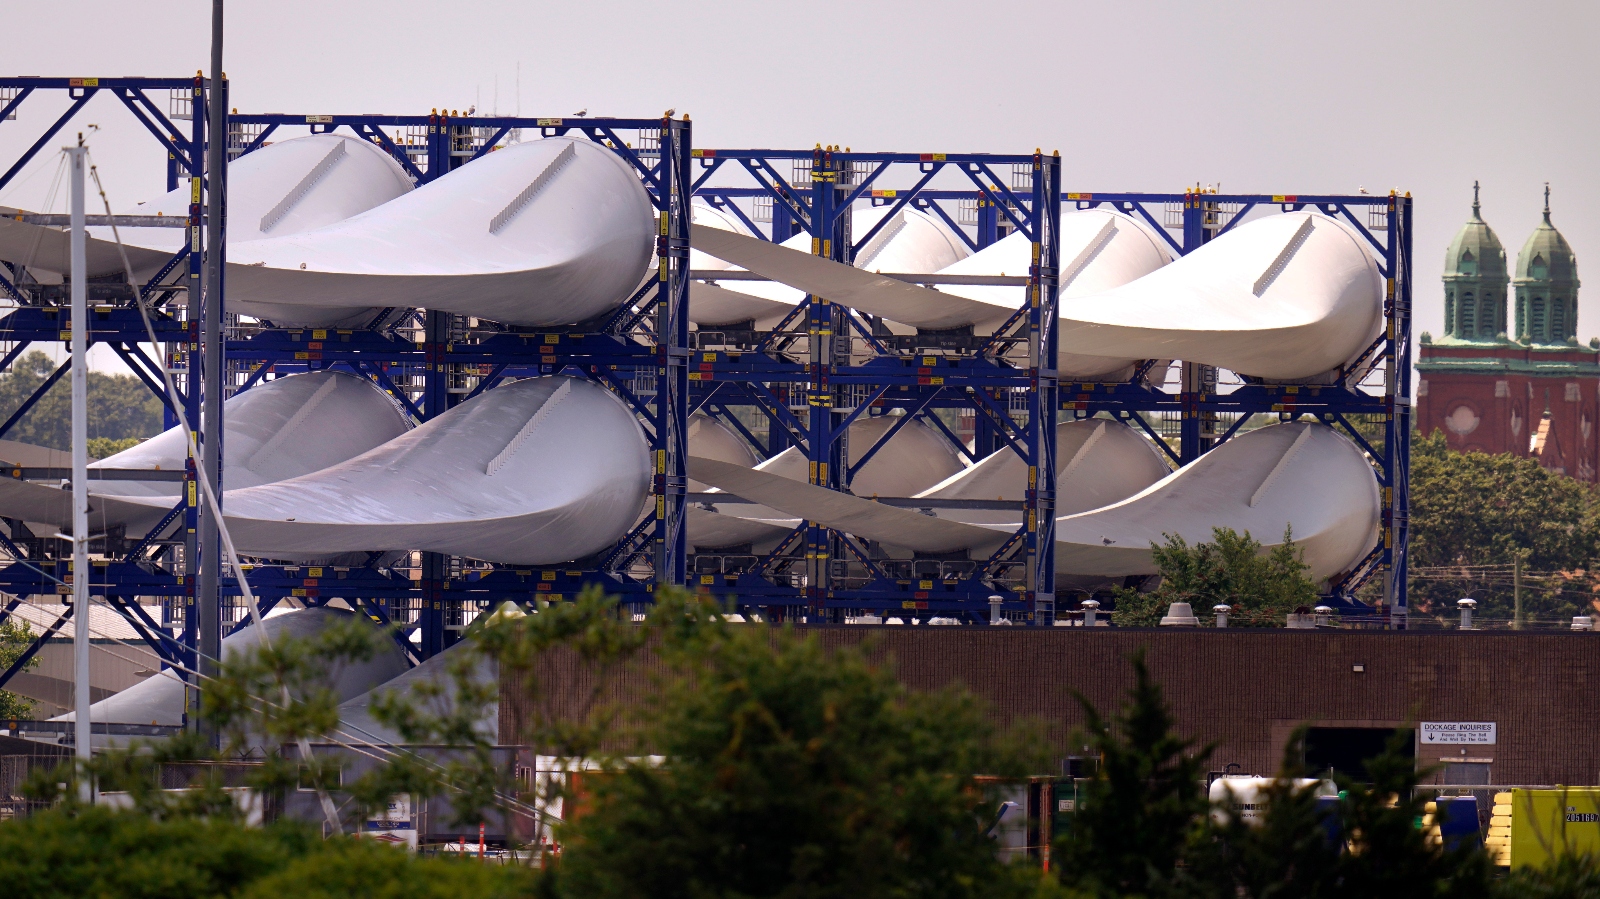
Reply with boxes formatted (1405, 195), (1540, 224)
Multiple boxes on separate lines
(689, 147), (1065, 624)
(688, 171), (1412, 625)
(220, 110), (693, 656)
(0, 75), (215, 690)
(0, 98), (695, 688)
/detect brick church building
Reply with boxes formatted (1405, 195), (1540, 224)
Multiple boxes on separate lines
(1417, 185), (1594, 479)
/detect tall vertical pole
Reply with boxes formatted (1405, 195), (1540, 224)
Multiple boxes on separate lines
(197, 0), (227, 734)
(1513, 551), (1523, 630)
(68, 140), (91, 796)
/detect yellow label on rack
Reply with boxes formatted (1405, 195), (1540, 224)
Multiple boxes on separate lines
(536, 118), (561, 127)
(541, 571), (556, 581)
(308, 567), (323, 577)
(920, 580), (934, 589)
(312, 330), (327, 340)
(544, 333), (560, 344)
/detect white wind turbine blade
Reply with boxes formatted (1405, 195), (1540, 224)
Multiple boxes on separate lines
(0, 134), (415, 319)
(689, 422), (1379, 584)
(692, 211), (1381, 381)
(0, 370), (411, 536)
(107, 376), (652, 565)
(226, 137), (656, 328)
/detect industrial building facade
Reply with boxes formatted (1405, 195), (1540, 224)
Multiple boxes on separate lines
(503, 627), (1600, 787)
(1417, 185), (1593, 477)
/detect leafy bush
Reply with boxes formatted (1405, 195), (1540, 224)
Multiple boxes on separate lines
(1111, 527), (1319, 627)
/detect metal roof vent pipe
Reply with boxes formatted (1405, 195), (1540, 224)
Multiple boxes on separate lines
(1458, 597), (1477, 631)
(990, 594), (1003, 626)
(1159, 602), (1200, 627)
(1313, 605), (1334, 628)
(1213, 604), (1231, 628)
(1081, 598), (1101, 627)
(1573, 616), (1596, 632)
(1286, 606), (1317, 629)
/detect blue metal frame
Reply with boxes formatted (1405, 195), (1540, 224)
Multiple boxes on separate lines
(687, 174), (1412, 626)
(687, 148), (1063, 624)
(0, 76), (212, 696)
(0, 95), (694, 677)
(220, 111), (693, 654)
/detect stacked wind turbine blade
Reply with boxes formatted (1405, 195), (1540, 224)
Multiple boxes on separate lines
(105, 376), (653, 565)
(0, 370), (411, 536)
(336, 638), (498, 746)
(688, 202), (803, 328)
(53, 607), (409, 731)
(686, 413), (965, 552)
(1051, 422), (1381, 580)
(688, 421), (1379, 584)
(226, 137), (657, 327)
(0, 134), (415, 317)
(1053, 212), (1384, 381)
(688, 202), (970, 329)
(690, 209), (1383, 381)
(686, 418), (1172, 556)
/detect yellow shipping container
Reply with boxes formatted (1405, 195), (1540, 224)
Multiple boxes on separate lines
(1509, 788), (1600, 869)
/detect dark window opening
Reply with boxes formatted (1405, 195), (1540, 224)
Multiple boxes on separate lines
(1303, 727), (1414, 781)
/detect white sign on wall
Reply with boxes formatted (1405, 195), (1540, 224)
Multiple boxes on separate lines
(1421, 722), (1497, 745)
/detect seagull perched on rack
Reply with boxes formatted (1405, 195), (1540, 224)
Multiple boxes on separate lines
(572, 108), (587, 117)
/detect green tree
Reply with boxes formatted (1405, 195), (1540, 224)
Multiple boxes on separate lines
(0, 350), (164, 450)
(1053, 648), (1212, 898)
(1112, 527), (1319, 627)
(0, 806), (533, 899)
(1191, 747), (1343, 899)
(549, 590), (1052, 899)
(0, 617), (38, 719)
(87, 436), (144, 459)
(1409, 431), (1600, 622)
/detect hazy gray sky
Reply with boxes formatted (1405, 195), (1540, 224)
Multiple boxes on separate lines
(2, 0), (1596, 365)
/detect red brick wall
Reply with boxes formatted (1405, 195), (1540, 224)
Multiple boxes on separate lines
(1418, 344), (1600, 480)
(502, 628), (1600, 786)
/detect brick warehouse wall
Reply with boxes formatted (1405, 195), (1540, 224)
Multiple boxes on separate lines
(500, 628), (1600, 786)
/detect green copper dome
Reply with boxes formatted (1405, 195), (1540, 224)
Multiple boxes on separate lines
(1515, 185), (1578, 282)
(1444, 182), (1508, 279)
(1512, 184), (1581, 345)
(1442, 182), (1510, 342)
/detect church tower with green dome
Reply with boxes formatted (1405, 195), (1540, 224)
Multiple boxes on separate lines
(1418, 184), (1600, 481)
(1441, 182), (1509, 342)
(1513, 184), (1580, 345)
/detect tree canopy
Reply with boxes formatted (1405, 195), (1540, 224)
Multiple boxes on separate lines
(1409, 431), (1600, 622)
(1112, 527), (1320, 627)
(0, 350), (164, 451)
